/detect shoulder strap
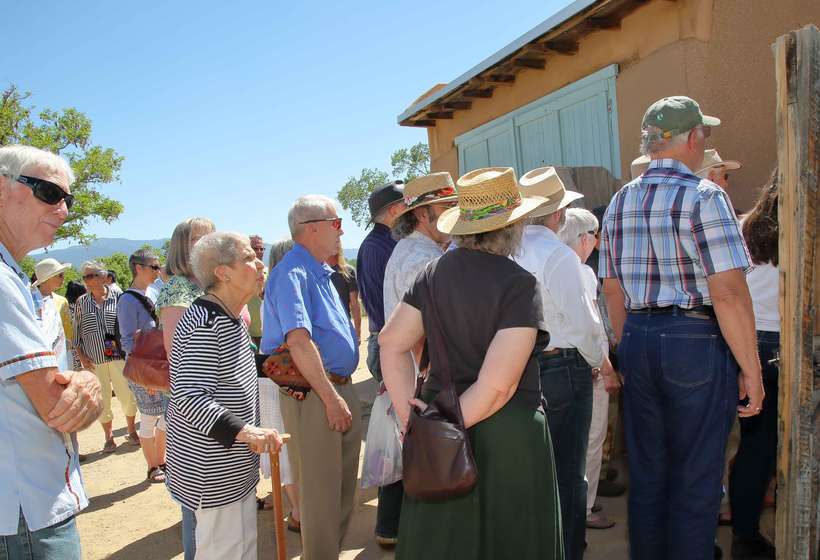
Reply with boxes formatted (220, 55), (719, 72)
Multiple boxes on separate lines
(124, 289), (158, 322)
(421, 267), (453, 388)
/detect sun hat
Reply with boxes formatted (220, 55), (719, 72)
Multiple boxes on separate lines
(630, 155), (651, 180)
(696, 149), (742, 177)
(518, 167), (583, 218)
(437, 167), (546, 235)
(395, 172), (458, 218)
(642, 96), (721, 139)
(33, 258), (72, 287)
(367, 180), (405, 224)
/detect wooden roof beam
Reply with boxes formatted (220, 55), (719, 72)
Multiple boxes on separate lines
(407, 119), (436, 127)
(443, 101), (472, 110)
(463, 88), (494, 98)
(426, 111), (454, 119)
(514, 57), (546, 69)
(486, 74), (516, 85)
(588, 15), (622, 30)
(542, 39), (579, 55)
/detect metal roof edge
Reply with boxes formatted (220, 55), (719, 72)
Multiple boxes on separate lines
(396, 0), (601, 124)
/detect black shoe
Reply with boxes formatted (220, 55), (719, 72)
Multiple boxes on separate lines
(597, 479), (626, 497)
(731, 534), (775, 559)
(78, 454), (88, 463)
(604, 466), (619, 481)
(715, 542), (723, 559)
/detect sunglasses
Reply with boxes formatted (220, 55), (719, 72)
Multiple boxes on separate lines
(299, 217), (342, 230)
(138, 263), (162, 271)
(7, 175), (75, 210)
(82, 272), (103, 280)
(579, 230), (599, 239)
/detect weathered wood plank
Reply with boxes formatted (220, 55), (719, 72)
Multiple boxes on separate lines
(773, 23), (820, 560)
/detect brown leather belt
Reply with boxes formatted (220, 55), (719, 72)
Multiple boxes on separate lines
(629, 305), (716, 320)
(327, 372), (351, 385)
(543, 348), (579, 357)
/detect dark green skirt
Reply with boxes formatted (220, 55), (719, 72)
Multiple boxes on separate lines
(396, 399), (563, 560)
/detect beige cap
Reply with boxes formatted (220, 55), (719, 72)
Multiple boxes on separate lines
(696, 149), (742, 177)
(518, 167), (583, 218)
(630, 155), (651, 180)
(395, 172), (458, 218)
(33, 258), (71, 287)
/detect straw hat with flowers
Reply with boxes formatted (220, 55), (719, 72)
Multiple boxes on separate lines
(395, 172), (458, 218)
(437, 167), (547, 235)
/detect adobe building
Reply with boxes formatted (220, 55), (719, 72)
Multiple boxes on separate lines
(397, 0), (820, 210)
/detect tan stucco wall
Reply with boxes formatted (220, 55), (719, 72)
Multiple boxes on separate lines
(425, 0), (820, 210)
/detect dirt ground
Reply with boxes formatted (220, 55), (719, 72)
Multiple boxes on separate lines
(74, 330), (772, 559)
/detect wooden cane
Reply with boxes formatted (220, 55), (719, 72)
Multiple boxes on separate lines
(268, 433), (291, 560)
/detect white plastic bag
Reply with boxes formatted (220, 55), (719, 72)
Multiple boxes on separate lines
(361, 391), (403, 488)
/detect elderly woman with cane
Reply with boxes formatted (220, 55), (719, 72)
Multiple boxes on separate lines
(380, 167), (563, 559)
(165, 231), (283, 560)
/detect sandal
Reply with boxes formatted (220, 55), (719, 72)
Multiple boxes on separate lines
(287, 512), (301, 533)
(102, 439), (117, 453)
(125, 433), (141, 447)
(147, 466), (166, 483)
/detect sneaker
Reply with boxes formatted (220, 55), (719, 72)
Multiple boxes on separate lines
(375, 534), (398, 548)
(731, 534), (775, 559)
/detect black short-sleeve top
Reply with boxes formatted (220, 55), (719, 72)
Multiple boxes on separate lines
(403, 248), (546, 409)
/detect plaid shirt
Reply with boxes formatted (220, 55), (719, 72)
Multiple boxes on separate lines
(598, 158), (750, 310)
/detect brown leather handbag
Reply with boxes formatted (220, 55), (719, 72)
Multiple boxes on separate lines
(121, 290), (170, 391)
(401, 274), (478, 501)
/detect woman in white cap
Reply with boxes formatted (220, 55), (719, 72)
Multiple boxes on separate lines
(32, 258), (72, 370)
(380, 167), (563, 559)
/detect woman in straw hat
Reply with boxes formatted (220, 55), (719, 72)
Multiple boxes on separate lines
(380, 167), (563, 559)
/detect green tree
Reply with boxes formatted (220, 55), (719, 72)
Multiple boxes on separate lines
(0, 85), (125, 244)
(337, 142), (431, 227)
(100, 252), (132, 289)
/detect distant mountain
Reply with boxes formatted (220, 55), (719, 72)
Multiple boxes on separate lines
(31, 238), (168, 268)
(31, 238), (360, 269)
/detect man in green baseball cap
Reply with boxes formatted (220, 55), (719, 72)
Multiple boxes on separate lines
(642, 95), (721, 138)
(598, 95), (764, 559)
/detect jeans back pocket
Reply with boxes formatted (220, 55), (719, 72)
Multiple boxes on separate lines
(660, 333), (717, 388)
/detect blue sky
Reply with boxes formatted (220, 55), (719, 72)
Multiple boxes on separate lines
(5, 1), (572, 249)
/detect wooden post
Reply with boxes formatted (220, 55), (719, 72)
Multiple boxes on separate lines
(773, 24), (820, 560)
(268, 433), (291, 560)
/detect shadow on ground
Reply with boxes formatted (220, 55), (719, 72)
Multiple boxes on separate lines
(106, 522), (183, 560)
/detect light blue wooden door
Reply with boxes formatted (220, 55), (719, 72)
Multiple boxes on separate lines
(456, 64), (622, 179)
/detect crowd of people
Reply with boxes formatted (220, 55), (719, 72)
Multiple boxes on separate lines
(0, 93), (782, 560)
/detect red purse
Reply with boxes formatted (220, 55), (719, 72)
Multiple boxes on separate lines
(123, 328), (170, 391)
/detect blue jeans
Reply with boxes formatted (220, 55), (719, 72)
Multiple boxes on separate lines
(538, 349), (593, 560)
(1, 510), (81, 560)
(730, 330), (779, 538)
(181, 506), (196, 560)
(619, 310), (738, 560)
(366, 333), (383, 382)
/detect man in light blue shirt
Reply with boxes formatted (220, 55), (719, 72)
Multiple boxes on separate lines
(0, 145), (103, 559)
(261, 194), (361, 560)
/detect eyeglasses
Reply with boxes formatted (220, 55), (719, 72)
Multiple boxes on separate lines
(579, 230), (599, 239)
(82, 272), (103, 280)
(6, 175), (75, 210)
(149, 264), (162, 271)
(299, 217), (342, 230)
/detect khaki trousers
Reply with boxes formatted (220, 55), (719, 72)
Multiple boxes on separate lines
(94, 360), (137, 424)
(281, 382), (362, 560)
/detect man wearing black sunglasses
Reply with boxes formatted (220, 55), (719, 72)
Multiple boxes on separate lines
(0, 145), (102, 559)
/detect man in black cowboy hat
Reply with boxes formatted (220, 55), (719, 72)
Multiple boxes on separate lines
(356, 181), (405, 384)
(356, 181), (405, 548)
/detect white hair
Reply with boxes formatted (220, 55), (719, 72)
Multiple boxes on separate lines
(190, 231), (249, 291)
(558, 208), (599, 249)
(0, 145), (75, 184)
(287, 195), (337, 238)
(80, 260), (106, 275)
(639, 127), (691, 156)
